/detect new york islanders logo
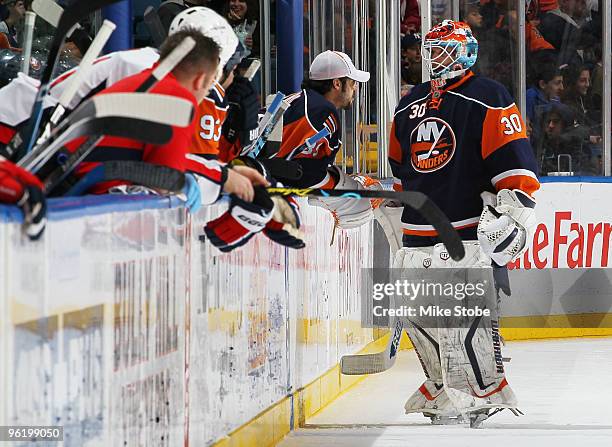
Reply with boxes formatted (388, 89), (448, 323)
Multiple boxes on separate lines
(410, 118), (456, 172)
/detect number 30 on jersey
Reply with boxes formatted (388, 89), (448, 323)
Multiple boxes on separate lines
(500, 113), (523, 135)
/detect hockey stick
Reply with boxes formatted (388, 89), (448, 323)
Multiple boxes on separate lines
(143, 6), (167, 48)
(20, 11), (36, 75)
(241, 92), (290, 157)
(243, 59), (261, 81)
(135, 36), (196, 91)
(12, 0), (124, 157)
(36, 19), (117, 146)
(32, 0), (68, 28)
(19, 36), (195, 170)
(64, 160), (185, 196)
(41, 118), (176, 194)
(341, 318), (404, 375)
(20, 93), (194, 172)
(32, 0), (92, 51)
(267, 187), (465, 261)
(38, 36), (196, 194)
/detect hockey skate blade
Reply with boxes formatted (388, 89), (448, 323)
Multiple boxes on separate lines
(340, 353), (390, 375)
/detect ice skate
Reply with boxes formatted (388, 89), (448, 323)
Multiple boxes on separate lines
(449, 380), (523, 428)
(405, 381), (465, 424)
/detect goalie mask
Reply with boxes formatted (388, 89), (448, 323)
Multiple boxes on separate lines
(422, 20), (478, 80)
(168, 6), (244, 79)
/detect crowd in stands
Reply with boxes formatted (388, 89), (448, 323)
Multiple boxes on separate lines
(399, 0), (605, 176)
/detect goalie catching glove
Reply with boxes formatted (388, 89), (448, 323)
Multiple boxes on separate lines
(477, 189), (536, 266)
(308, 166), (383, 229)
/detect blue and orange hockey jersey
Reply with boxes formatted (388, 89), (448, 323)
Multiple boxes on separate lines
(276, 88), (341, 188)
(389, 71), (540, 245)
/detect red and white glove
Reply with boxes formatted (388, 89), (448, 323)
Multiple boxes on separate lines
(264, 195), (305, 249)
(0, 157), (47, 240)
(203, 186), (274, 252)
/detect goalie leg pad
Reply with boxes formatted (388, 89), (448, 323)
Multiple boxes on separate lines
(393, 246), (459, 415)
(374, 201), (404, 254)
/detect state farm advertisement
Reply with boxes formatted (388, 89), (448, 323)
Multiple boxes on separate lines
(509, 182), (612, 270)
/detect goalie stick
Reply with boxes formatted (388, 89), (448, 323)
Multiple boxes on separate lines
(340, 318), (404, 375)
(36, 19), (117, 146)
(267, 187), (464, 261)
(64, 160), (186, 196)
(9, 0), (124, 158)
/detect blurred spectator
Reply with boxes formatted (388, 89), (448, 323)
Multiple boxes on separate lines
(480, 0), (507, 30)
(462, 1), (483, 31)
(538, 102), (596, 175)
(590, 43), (603, 106)
(562, 64), (599, 129)
(400, 0), (420, 34)
(526, 59), (564, 147)
(473, 1), (516, 91)
(539, 0), (560, 13)
(0, 2), (8, 22)
(0, 0), (25, 50)
(400, 33), (421, 86)
(158, 1), (222, 34)
(223, 0), (259, 58)
(539, 0), (587, 65)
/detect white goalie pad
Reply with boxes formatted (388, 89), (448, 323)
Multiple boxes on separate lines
(307, 167), (377, 229)
(375, 201), (404, 254)
(398, 242), (516, 415)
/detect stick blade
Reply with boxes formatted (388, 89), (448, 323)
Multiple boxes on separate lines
(340, 352), (393, 375)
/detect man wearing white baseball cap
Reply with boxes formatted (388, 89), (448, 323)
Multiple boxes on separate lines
(270, 50), (383, 231)
(310, 50), (371, 83)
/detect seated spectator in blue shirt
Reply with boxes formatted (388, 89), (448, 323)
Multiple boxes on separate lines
(526, 61), (564, 149)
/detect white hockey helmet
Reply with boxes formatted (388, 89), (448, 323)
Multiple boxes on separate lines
(169, 6), (241, 76)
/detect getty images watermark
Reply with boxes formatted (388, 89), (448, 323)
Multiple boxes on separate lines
(361, 268), (498, 328)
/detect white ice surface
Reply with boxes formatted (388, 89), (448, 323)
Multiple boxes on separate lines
(279, 338), (612, 447)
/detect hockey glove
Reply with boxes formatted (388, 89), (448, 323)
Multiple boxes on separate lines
(264, 195), (305, 249)
(18, 185), (47, 241)
(222, 77), (259, 149)
(477, 189), (536, 266)
(0, 157), (47, 240)
(203, 186), (274, 252)
(181, 173), (202, 214)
